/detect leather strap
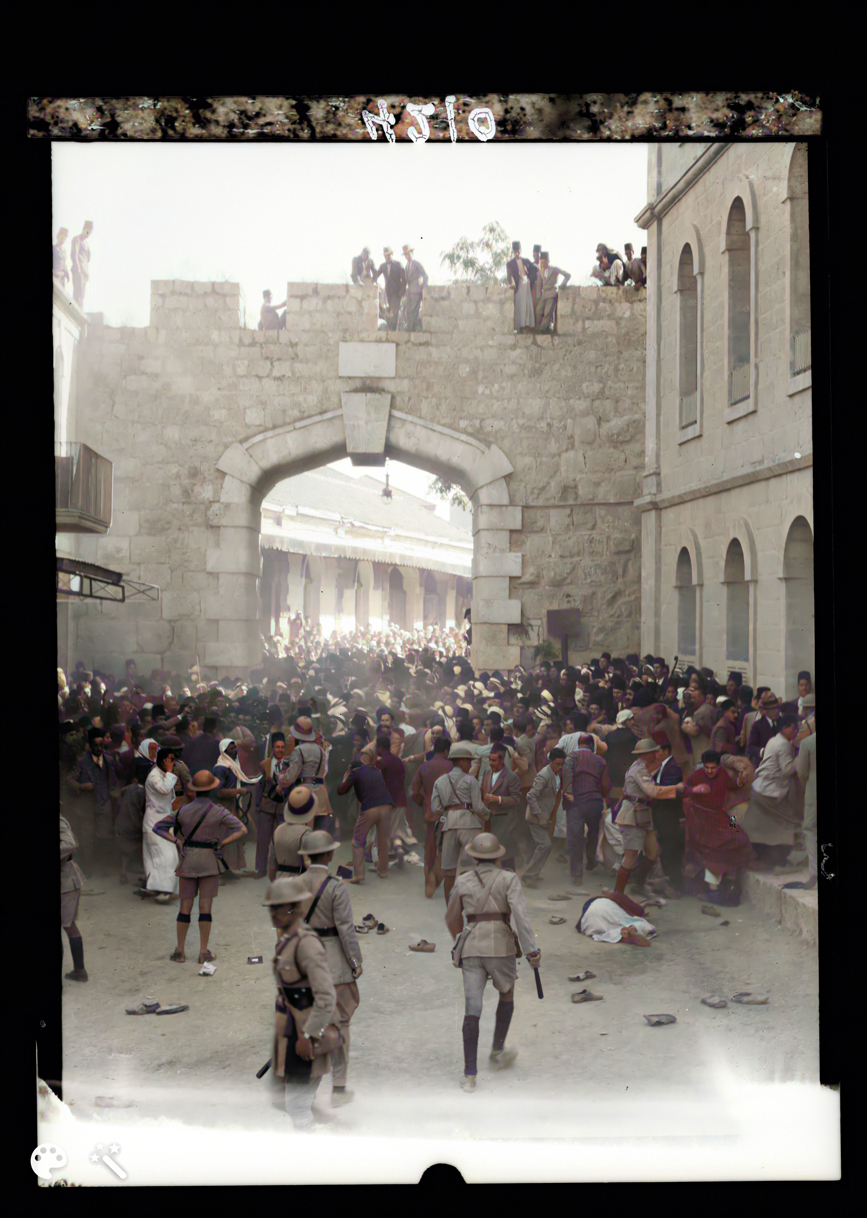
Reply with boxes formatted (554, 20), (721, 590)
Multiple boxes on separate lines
(467, 912), (510, 924)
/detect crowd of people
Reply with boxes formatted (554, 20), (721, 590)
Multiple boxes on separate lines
(591, 242), (646, 288)
(58, 639), (816, 1111)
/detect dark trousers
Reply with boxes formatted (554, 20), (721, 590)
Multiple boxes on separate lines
(405, 292), (423, 331)
(255, 808), (277, 877)
(566, 798), (603, 879)
(651, 804), (684, 889)
(386, 294), (402, 331)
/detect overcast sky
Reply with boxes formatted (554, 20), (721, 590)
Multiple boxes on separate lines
(53, 141), (647, 512)
(52, 142), (648, 328)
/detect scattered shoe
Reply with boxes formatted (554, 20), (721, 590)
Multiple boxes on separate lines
(731, 992), (769, 1005)
(548, 915), (567, 925)
(354, 924), (370, 934)
(155, 1004), (189, 1015)
(643, 1013), (676, 1025)
(376, 922), (390, 935)
(64, 969), (88, 982)
(701, 904), (722, 917)
(567, 971), (596, 982)
(701, 996), (728, 1009)
(155, 893), (172, 904)
(489, 1048), (518, 1069)
(330, 1088), (355, 1107)
(125, 997), (161, 1015)
(198, 962), (217, 976)
(362, 915), (377, 927)
(783, 879), (817, 890)
(572, 990), (603, 1003)
(409, 940), (436, 952)
(719, 920), (730, 927)
(460, 1074), (477, 1092)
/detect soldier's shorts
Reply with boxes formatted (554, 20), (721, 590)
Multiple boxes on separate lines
(461, 955), (517, 1017)
(441, 828), (478, 873)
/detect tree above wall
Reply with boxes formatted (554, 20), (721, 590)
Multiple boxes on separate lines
(428, 476), (471, 511)
(440, 221), (511, 286)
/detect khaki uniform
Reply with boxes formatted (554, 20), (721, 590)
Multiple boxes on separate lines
(272, 924), (337, 1088)
(281, 742), (330, 818)
(300, 865), (362, 1087)
(269, 822), (313, 876)
(60, 815), (86, 927)
(431, 769), (487, 873)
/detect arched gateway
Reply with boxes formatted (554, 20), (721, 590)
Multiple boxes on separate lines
(70, 279), (647, 678)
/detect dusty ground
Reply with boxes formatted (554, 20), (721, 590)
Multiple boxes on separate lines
(57, 820), (820, 1155)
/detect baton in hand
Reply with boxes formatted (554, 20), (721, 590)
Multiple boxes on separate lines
(534, 967), (544, 1000)
(256, 1058), (272, 1079)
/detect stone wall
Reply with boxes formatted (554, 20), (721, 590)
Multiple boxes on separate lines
(69, 281), (646, 677)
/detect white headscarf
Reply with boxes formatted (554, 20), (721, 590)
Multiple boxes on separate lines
(217, 738), (262, 784)
(138, 739), (158, 761)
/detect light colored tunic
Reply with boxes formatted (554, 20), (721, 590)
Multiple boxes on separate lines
(579, 897), (657, 943)
(430, 768), (486, 832)
(446, 862), (537, 957)
(741, 733), (802, 846)
(143, 767), (180, 894)
(513, 279), (535, 329)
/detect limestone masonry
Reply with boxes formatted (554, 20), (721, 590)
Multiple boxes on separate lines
(69, 281), (647, 677)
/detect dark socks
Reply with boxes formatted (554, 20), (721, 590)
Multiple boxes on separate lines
(462, 1015), (480, 1075)
(492, 1000), (514, 1053)
(69, 934), (85, 972)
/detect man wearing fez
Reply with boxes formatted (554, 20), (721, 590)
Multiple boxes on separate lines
(534, 252), (570, 333)
(506, 240), (537, 333)
(260, 290), (287, 331)
(374, 247), (406, 332)
(70, 221), (94, 309)
(402, 244), (429, 332)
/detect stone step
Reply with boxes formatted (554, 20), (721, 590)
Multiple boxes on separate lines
(742, 868), (818, 946)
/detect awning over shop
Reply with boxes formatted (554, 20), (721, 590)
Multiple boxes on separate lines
(259, 532), (471, 577)
(56, 557), (161, 604)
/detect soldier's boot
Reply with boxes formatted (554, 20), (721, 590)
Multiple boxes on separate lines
(462, 1015), (479, 1089)
(628, 854), (655, 894)
(490, 999), (517, 1069)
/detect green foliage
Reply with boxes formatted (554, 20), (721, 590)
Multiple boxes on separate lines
(439, 221), (511, 287)
(533, 638), (561, 662)
(427, 476), (471, 511)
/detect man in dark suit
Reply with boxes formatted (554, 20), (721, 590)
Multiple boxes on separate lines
(350, 247), (375, 285)
(402, 244), (428, 331)
(648, 734), (684, 897)
(506, 241), (538, 333)
(374, 247), (406, 331)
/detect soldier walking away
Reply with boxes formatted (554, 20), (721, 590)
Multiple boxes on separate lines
(280, 718), (330, 827)
(60, 813), (88, 982)
(268, 785), (317, 882)
(298, 831), (363, 1107)
(431, 742), (488, 904)
(446, 832), (540, 1092)
(264, 876), (340, 1129)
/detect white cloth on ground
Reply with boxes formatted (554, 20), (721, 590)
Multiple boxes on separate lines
(579, 897), (657, 944)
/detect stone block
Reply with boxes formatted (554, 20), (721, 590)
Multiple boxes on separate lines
(161, 591), (202, 620)
(216, 443), (264, 489)
(475, 530), (510, 556)
(204, 641), (262, 667)
(206, 502), (261, 529)
(202, 593), (259, 621)
(341, 392), (392, 455)
(472, 505), (521, 534)
(473, 599), (523, 625)
(206, 545), (261, 576)
(94, 536), (130, 566)
(471, 576), (510, 601)
(338, 342), (396, 378)
(472, 553), (522, 578)
(130, 535), (167, 563)
(136, 620), (175, 653)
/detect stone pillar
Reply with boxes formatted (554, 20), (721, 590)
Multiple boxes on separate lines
(640, 508), (661, 657)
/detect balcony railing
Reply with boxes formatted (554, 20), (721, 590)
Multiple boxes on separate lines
(791, 328), (811, 376)
(729, 362), (751, 406)
(679, 390), (698, 428)
(55, 442), (113, 533)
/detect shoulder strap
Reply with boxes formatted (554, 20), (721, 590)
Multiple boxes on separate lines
(304, 875), (335, 924)
(176, 803), (210, 844)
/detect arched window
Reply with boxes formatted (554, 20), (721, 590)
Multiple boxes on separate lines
(724, 539), (749, 663)
(388, 566), (406, 630)
(423, 570), (440, 626)
(783, 516), (814, 699)
(676, 546), (696, 657)
(725, 197), (751, 406)
(786, 144), (811, 385)
(677, 244), (698, 428)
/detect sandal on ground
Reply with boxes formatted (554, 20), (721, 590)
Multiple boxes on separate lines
(548, 915), (567, 925)
(170, 950), (186, 963)
(362, 914), (377, 926)
(409, 940), (436, 952)
(731, 992), (769, 1005)
(376, 923), (390, 934)
(548, 894), (572, 901)
(155, 1003), (189, 1015)
(567, 970), (596, 982)
(198, 950), (216, 964)
(572, 990), (603, 1003)
(126, 998), (161, 1014)
(700, 904), (722, 917)
(354, 924), (370, 934)
(701, 996), (728, 1009)
(643, 1013), (677, 1025)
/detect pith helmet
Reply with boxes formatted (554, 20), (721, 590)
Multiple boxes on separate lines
(632, 737), (662, 755)
(300, 830), (336, 856)
(465, 832), (506, 860)
(448, 743), (476, 760)
(262, 876), (309, 906)
(284, 785), (317, 823)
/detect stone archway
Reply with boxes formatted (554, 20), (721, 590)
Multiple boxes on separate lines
(210, 408), (525, 674)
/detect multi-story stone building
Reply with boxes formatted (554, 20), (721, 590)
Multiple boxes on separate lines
(636, 143), (813, 698)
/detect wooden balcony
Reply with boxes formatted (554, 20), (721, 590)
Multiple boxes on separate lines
(55, 442), (113, 534)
